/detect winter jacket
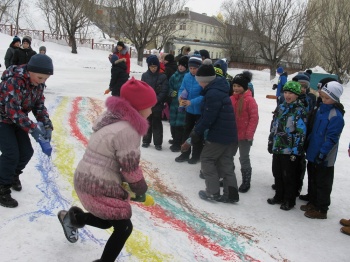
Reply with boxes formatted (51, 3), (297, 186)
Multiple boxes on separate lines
(194, 77), (237, 145)
(178, 72), (203, 115)
(230, 90), (259, 141)
(169, 69), (188, 126)
(74, 96), (149, 220)
(113, 46), (130, 74)
(109, 60), (129, 96)
(141, 69), (168, 112)
(164, 61), (178, 80)
(276, 72), (288, 98)
(248, 82), (254, 97)
(12, 47), (37, 66)
(0, 65), (53, 132)
(306, 103), (345, 166)
(269, 99), (307, 155)
(4, 45), (18, 68)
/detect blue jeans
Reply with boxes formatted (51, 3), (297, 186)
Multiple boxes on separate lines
(0, 123), (34, 185)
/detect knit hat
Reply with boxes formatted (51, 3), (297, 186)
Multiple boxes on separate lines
(213, 59), (228, 76)
(178, 56), (189, 69)
(164, 54), (175, 63)
(320, 81), (343, 102)
(39, 46), (46, 53)
(11, 35), (21, 45)
(317, 77), (338, 89)
(283, 81), (301, 95)
(214, 67), (224, 77)
(195, 59), (216, 83)
(27, 54), (54, 75)
(188, 54), (202, 68)
(120, 77), (157, 111)
(22, 36), (32, 45)
(110, 54), (119, 64)
(199, 49), (210, 60)
(117, 41), (125, 48)
(146, 55), (160, 67)
(293, 73), (310, 88)
(276, 67), (284, 74)
(232, 73), (250, 90)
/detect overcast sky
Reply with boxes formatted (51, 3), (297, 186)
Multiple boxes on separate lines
(185, 0), (226, 16)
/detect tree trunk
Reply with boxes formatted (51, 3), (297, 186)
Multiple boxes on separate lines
(70, 36), (77, 54)
(137, 47), (144, 67)
(269, 62), (278, 80)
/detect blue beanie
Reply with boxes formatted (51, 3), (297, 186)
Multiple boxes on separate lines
(27, 54), (54, 75)
(213, 59), (228, 76)
(146, 55), (160, 67)
(110, 54), (119, 64)
(188, 54), (202, 68)
(277, 67), (284, 74)
(293, 73), (310, 87)
(11, 35), (21, 45)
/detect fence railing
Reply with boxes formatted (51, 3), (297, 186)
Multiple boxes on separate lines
(0, 24), (115, 52)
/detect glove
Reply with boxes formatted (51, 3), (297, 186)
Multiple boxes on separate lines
(181, 141), (191, 153)
(272, 84), (277, 90)
(131, 194), (146, 202)
(30, 127), (44, 142)
(267, 141), (273, 154)
(315, 153), (325, 165)
(38, 137), (52, 157)
(170, 90), (177, 97)
(190, 130), (201, 144)
(247, 139), (253, 146)
(104, 89), (111, 95)
(290, 154), (297, 162)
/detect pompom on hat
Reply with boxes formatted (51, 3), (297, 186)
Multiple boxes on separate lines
(195, 59), (216, 83)
(120, 77), (157, 111)
(283, 81), (301, 95)
(320, 81), (343, 102)
(27, 54), (54, 75)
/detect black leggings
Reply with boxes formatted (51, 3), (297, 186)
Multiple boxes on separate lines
(76, 213), (133, 262)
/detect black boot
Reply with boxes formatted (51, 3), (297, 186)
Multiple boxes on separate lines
(0, 185), (18, 208)
(12, 175), (22, 191)
(175, 152), (190, 162)
(238, 168), (251, 193)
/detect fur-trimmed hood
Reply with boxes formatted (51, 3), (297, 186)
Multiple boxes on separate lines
(92, 96), (149, 136)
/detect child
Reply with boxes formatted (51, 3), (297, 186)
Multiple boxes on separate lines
(110, 41), (130, 76)
(141, 55), (169, 150)
(302, 81), (345, 219)
(4, 35), (21, 68)
(230, 72), (259, 193)
(12, 36), (37, 66)
(168, 56), (189, 152)
(272, 67), (288, 104)
(0, 54), (54, 208)
(57, 78), (157, 261)
(175, 54), (203, 164)
(107, 54), (129, 96)
(267, 81), (307, 211)
(39, 46), (46, 54)
(192, 59), (239, 203)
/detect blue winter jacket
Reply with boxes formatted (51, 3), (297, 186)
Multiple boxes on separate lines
(178, 72), (203, 115)
(306, 103), (345, 166)
(194, 77), (237, 145)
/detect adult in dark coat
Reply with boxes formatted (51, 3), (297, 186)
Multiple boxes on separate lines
(12, 36), (37, 66)
(163, 54), (178, 80)
(4, 36), (21, 68)
(141, 55), (168, 149)
(108, 54), (129, 96)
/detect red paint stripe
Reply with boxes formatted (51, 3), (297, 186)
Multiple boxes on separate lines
(68, 97), (88, 147)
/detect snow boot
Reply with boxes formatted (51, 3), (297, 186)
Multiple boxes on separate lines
(216, 186), (239, 203)
(304, 209), (327, 219)
(11, 175), (22, 191)
(175, 152), (190, 162)
(198, 190), (220, 201)
(238, 168), (251, 193)
(340, 218), (350, 227)
(0, 185), (18, 208)
(340, 226), (350, 236)
(57, 206), (85, 243)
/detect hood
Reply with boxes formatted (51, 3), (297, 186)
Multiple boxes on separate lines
(202, 77), (229, 95)
(1, 64), (29, 82)
(92, 96), (149, 136)
(114, 44), (129, 55)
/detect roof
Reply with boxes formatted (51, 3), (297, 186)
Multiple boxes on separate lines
(178, 10), (223, 27)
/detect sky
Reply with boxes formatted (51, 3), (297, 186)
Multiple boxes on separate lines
(0, 33), (349, 262)
(185, 0), (226, 16)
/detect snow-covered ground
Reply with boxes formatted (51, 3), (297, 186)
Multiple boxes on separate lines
(0, 32), (349, 262)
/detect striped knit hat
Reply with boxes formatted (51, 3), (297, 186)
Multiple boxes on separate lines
(188, 54), (202, 68)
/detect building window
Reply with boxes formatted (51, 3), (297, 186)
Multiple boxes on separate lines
(201, 25), (203, 33)
(180, 23), (186, 30)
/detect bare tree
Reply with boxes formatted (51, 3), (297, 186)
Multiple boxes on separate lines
(105, 0), (186, 66)
(234, 0), (313, 79)
(0, 0), (16, 23)
(304, 0), (350, 83)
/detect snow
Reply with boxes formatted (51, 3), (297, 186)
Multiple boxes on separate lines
(0, 32), (349, 262)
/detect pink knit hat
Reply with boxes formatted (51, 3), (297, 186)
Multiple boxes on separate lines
(120, 77), (157, 111)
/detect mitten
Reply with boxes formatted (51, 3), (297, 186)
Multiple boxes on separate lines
(272, 84), (277, 90)
(190, 130), (200, 144)
(38, 137), (52, 157)
(315, 153), (325, 165)
(104, 89), (111, 95)
(30, 127), (44, 142)
(131, 194), (146, 202)
(170, 90), (177, 97)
